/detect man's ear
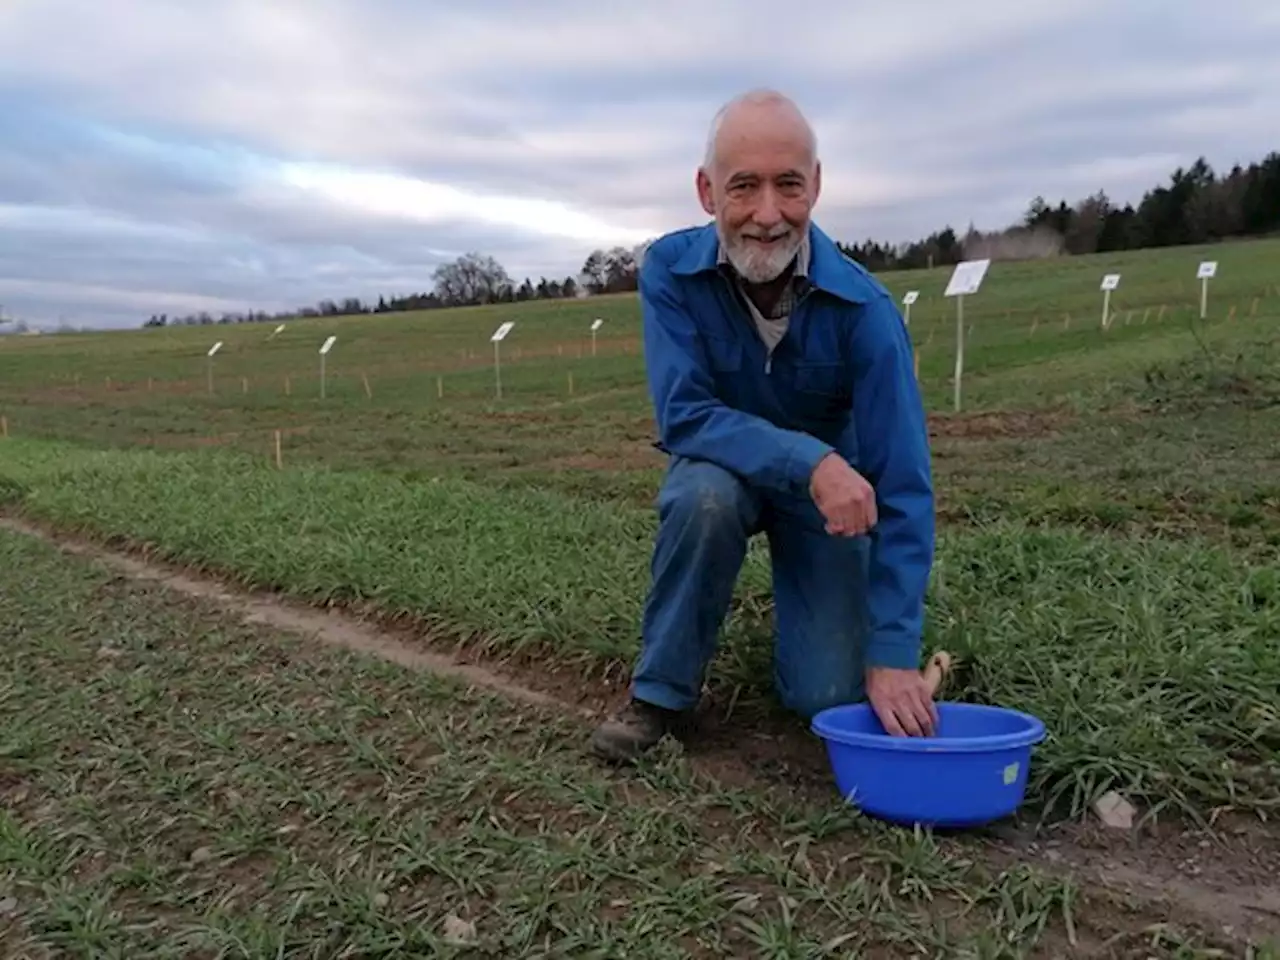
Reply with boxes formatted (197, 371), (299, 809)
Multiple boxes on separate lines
(696, 167), (715, 216)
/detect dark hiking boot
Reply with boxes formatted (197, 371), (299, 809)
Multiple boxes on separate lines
(589, 698), (693, 763)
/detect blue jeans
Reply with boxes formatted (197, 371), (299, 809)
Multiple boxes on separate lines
(631, 456), (871, 720)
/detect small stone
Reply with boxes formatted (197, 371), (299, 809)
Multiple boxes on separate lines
(442, 913), (476, 946)
(188, 846), (213, 864)
(1045, 849), (1063, 863)
(0, 897), (17, 916)
(373, 893), (389, 909)
(96, 646), (122, 660)
(1093, 791), (1136, 829)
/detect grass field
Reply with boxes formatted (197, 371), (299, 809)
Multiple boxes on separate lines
(1, 235), (1279, 956)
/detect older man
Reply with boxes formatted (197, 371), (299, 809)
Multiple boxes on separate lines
(589, 89), (936, 762)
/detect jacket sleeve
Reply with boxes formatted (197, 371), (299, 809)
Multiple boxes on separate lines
(641, 251), (835, 494)
(843, 293), (936, 670)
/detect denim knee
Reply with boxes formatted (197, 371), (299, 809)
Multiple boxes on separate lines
(656, 459), (758, 542)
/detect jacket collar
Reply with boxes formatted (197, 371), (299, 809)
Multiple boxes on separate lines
(671, 220), (871, 305)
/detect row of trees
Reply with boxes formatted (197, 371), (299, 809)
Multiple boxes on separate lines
(142, 246), (646, 328)
(142, 150), (1280, 329)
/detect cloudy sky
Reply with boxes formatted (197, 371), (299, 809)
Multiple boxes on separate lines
(2, 1), (1278, 330)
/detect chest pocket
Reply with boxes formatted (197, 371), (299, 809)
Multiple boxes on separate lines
(784, 359), (852, 426)
(792, 361), (847, 397)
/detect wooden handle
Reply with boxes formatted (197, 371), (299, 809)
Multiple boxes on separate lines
(922, 651), (953, 696)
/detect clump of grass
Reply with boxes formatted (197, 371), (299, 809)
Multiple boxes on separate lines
(1140, 335), (1280, 410)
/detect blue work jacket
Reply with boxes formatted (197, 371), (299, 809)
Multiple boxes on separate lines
(639, 220), (935, 670)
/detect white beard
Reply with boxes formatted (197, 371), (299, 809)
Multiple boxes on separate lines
(720, 227), (803, 284)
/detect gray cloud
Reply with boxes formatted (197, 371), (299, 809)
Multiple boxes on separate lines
(0, 0), (1278, 328)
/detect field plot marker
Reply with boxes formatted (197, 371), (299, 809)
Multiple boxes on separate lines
(206, 341), (223, 395)
(591, 318), (604, 356)
(319, 335), (337, 398)
(1197, 261), (1217, 319)
(943, 259), (991, 412)
(490, 321), (515, 399)
(903, 290), (919, 326)
(1099, 273), (1121, 330)
(267, 323), (286, 341)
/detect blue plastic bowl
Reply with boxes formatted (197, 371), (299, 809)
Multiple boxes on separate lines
(810, 702), (1046, 828)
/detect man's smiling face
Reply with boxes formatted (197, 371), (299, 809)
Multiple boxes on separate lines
(697, 91), (822, 285)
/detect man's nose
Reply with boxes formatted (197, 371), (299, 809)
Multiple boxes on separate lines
(753, 189), (782, 227)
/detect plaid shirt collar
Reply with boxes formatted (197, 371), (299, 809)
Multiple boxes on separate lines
(716, 233), (811, 320)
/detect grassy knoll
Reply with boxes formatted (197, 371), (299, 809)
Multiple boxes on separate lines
(3, 524), (1240, 958)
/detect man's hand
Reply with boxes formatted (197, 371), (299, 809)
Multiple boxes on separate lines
(866, 666), (938, 737)
(809, 453), (878, 536)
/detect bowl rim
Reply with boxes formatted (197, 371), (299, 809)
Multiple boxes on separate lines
(810, 701), (1046, 753)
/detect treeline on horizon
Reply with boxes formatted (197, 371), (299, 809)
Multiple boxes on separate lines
(142, 150), (1280, 329)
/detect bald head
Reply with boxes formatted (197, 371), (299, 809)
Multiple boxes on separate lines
(703, 89), (818, 174)
(696, 89), (821, 285)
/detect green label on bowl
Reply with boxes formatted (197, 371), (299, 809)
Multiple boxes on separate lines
(1002, 763), (1020, 785)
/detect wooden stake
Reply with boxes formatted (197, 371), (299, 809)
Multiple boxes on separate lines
(284, 375), (291, 396)
(1158, 305), (1166, 322)
(274, 429), (282, 469)
(1251, 297), (1258, 317)
(362, 372), (372, 399)
(437, 375), (443, 398)
(241, 376), (248, 394)
(1228, 304), (1237, 321)
(1, 416), (7, 439)
(913, 349), (920, 380)
(147, 377), (153, 392)
(568, 372), (574, 394)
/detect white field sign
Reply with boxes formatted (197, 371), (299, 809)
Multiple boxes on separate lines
(207, 341), (223, 395)
(591, 317), (604, 356)
(943, 259), (991, 412)
(902, 290), (919, 326)
(267, 323), (286, 341)
(491, 321), (515, 398)
(1197, 261), (1217, 319)
(1100, 273), (1121, 330)
(319, 335), (337, 398)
